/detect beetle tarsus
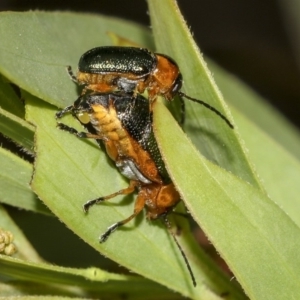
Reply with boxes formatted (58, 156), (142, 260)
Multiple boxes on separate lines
(56, 106), (73, 119)
(83, 198), (105, 213)
(57, 122), (79, 135)
(100, 223), (120, 243)
(57, 123), (95, 139)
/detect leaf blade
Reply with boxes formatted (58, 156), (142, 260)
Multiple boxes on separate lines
(0, 147), (49, 215)
(0, 254), (179, 299)
(153, 100), (300, 300)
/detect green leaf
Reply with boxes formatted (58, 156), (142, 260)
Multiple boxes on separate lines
(0, 75), (24, 118)
(0, 147), (49, 215)
(0, 108), (34, 153)
(233, 109), (300, 227)
(153, 100), (300, 300)
(0, 281), (83, 298)
(0, 255), (178, 299)
(208, 61), (300, 228)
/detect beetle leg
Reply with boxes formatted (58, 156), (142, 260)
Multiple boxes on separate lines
(83, 180), (138, 213)
(56, 106), (74, 119)
(56, 122), (102, 139)
(81, 87), (88, 95)
(99, 186), (146, 243)
(66, 66), (77, 83)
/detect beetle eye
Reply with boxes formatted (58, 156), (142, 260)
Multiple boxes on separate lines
(77, 112), (90, 124)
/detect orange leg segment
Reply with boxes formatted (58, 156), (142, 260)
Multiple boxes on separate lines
(99, 184), (147, 243)
(83, 180), (138, 213)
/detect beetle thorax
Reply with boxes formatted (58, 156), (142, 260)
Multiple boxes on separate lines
(148, 54), (180, 100)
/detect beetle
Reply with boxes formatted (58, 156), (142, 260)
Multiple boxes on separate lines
(67, 46), (233, 128)
(56, 91), (196, 286)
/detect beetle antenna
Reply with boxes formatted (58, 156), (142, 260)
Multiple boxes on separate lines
(66, 66), (78, 83)
(179, 97), (186, 125)
(178, 92), (234, 129)
(163, 215), (197, 287)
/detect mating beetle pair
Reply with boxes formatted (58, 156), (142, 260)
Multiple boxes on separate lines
(57, 46), (233, 287)
(69, 46), (233, 128)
